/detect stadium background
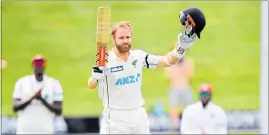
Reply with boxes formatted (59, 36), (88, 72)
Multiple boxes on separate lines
(1, 1), (263, 134)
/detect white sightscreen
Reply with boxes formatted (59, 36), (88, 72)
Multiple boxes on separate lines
(260, 1), (268, 134)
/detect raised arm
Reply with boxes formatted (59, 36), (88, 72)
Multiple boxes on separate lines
(142, 33), (197, 70)
(157, 33), (197, 68)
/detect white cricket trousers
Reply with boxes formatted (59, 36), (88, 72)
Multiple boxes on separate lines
(100, 107), (150, 134)
(16, 118), (54, 134)
(16, 126), (54, 134)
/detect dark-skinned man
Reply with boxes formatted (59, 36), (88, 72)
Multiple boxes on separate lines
(180, 84), (227, 134)
(12, 55), (63, 134)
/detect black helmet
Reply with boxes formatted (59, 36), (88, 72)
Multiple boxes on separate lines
(179, 8), (206, 38)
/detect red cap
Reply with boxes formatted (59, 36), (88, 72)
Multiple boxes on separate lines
(198, 84), (212, 94)
(32, 55), (46, 67)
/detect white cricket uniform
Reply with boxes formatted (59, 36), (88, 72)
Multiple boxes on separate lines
(99, 49), (160, 134)
(13, 74), (64, 134)
(180, 101), (228, 134)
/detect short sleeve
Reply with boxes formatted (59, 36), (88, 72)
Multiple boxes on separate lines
(142, 51), (161, 69)
(13, 79), (23, 99)
(53, 80), (64, 101)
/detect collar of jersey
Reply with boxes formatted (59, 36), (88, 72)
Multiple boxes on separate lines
(198, 101), (212, 107)
(109, 48), (133, 61)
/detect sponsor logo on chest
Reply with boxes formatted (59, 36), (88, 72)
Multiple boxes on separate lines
(115, 73), (141, 86)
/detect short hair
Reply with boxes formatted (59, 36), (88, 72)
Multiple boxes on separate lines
(111, 21), (132, 37)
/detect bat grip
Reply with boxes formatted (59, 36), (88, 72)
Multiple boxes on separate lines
(98, 47), (106, 67)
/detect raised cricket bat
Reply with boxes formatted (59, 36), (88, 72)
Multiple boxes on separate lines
(96, 6), (111, 99)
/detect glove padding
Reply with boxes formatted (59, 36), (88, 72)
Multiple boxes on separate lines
(177, 33), (197, 49)
(91, 66), (105, 81)
(171, 33), (198, 59)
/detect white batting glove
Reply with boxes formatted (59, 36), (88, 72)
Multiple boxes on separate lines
(91, 66), (105, 81)
(171, 33), (198, 59)
(177, 32), (197, 49)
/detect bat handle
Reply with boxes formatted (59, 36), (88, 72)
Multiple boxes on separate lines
(98, 47), (107, 66)
(96, 59), (108, 63)
(96, 52), (108, 56)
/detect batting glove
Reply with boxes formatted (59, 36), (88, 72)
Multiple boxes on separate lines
(91, 66), (105, 81)
(178, 32), (197, 49)
(172, 33), (198, 59)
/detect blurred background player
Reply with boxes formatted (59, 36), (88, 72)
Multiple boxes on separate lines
(165, 56), (194, 130)
(12, 55), (64, 134)
(180, 84), (227, 134)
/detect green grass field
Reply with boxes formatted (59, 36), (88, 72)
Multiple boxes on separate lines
(2, 1), (260, 116)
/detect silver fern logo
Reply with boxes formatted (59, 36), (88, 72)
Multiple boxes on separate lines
(132, 59), (138, 68)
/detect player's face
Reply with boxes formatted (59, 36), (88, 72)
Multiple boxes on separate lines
(34, 66), (45, 75)
(33, 66), (45, 82)
(113, 28), (132, 53)
(201, 97), (209, 103)
(200, 92), (211, 103)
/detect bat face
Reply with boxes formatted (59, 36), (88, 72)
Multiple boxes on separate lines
(96, 6), (111, 67)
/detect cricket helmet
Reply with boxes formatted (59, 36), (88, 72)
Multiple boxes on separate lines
(179, 8), (206, 39)
(198, 84), (212, 94)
